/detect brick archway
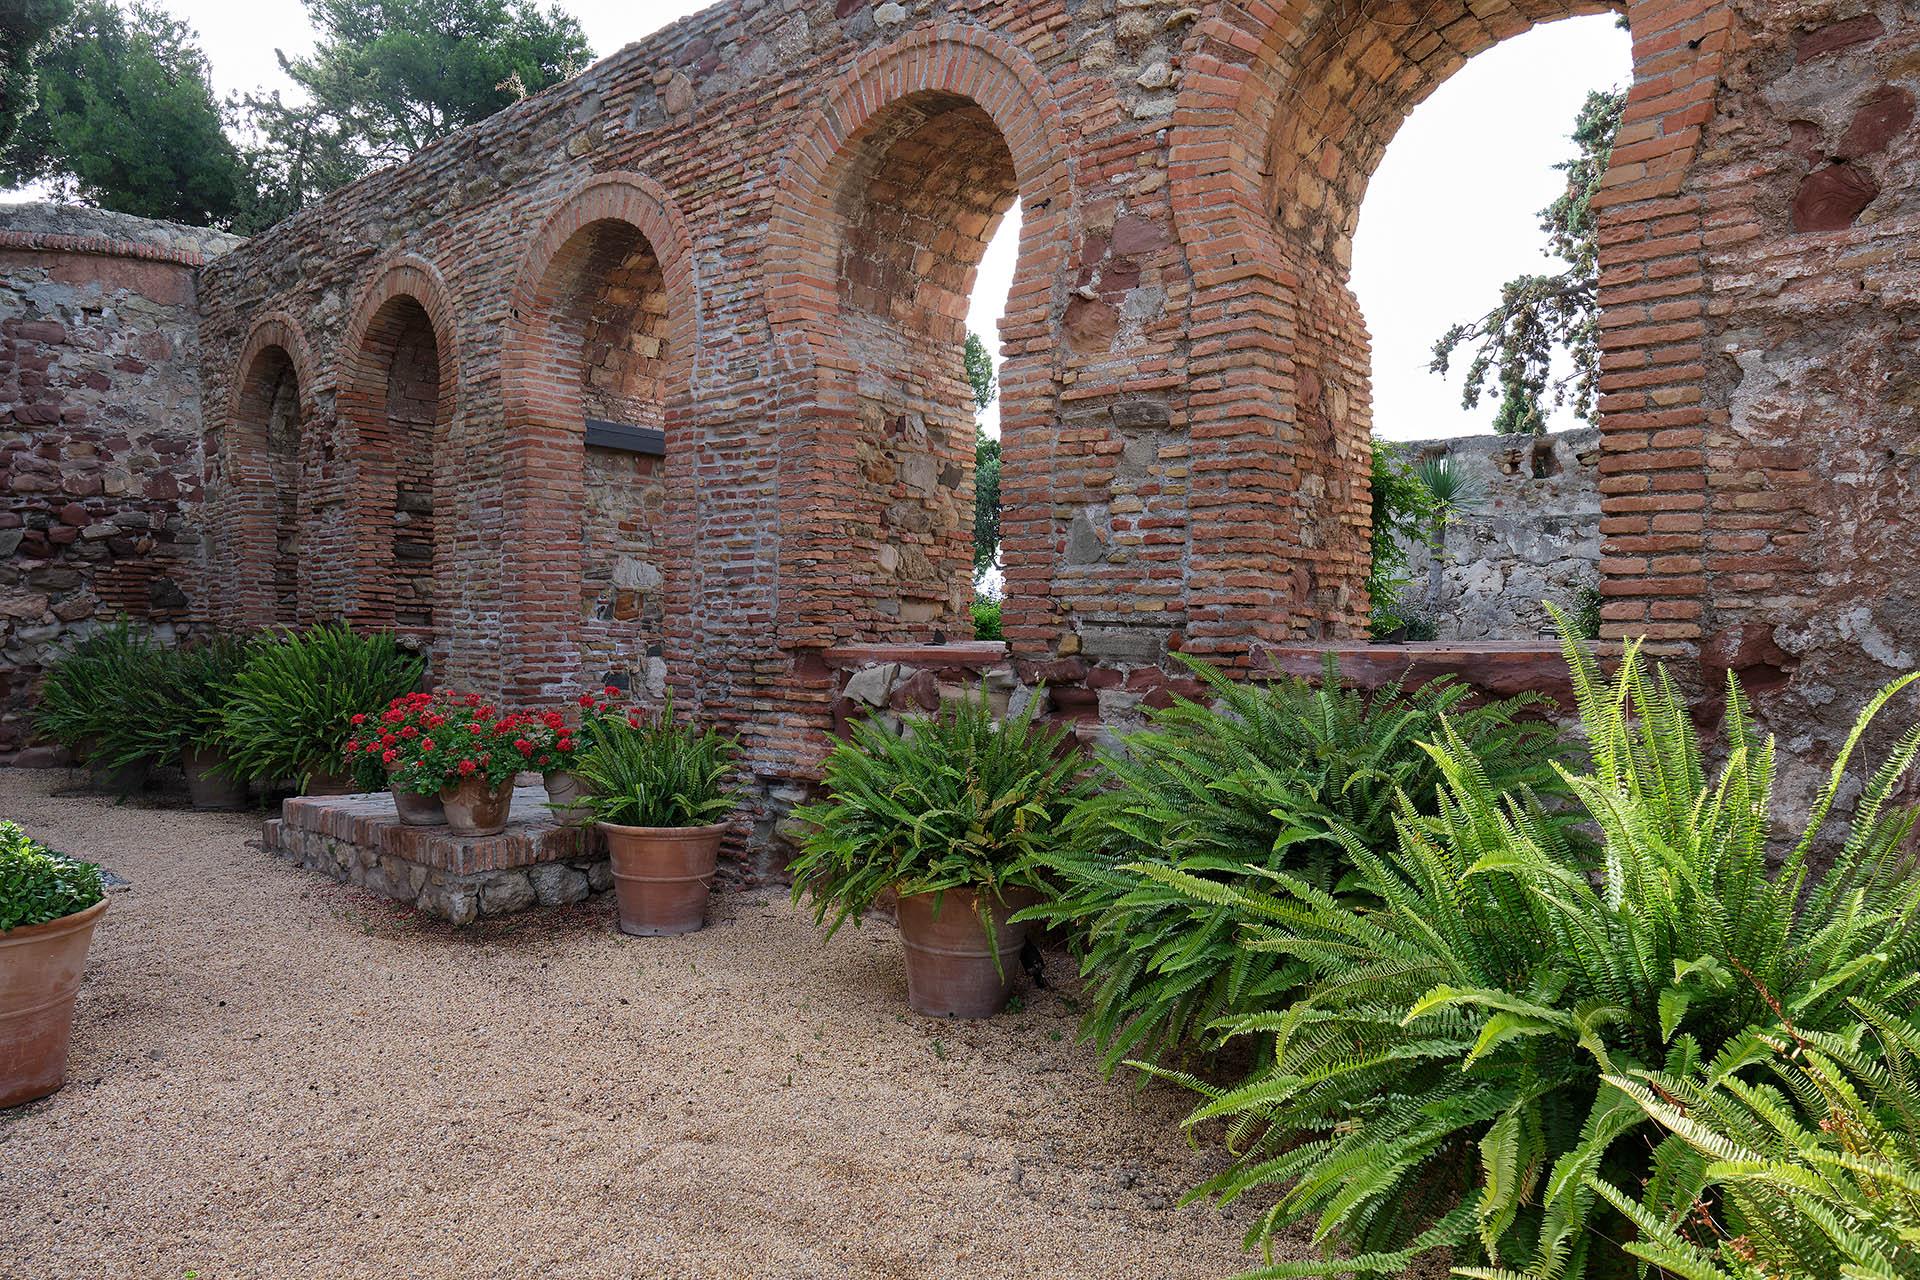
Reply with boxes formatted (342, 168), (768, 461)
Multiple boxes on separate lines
(223, 310), (317, 628)
(336, 253), (463, 637)
(764, 24), (1075, 650)
(1171, 0), (1730, 655)
(500, 171), (699, 702)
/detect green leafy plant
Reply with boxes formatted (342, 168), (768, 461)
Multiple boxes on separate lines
(220, 623), (424, 789)
(1021, 654), (1574, 1077)
(1145, 616), (1920, 1278)
(0, 819), (104, 932)
(1593, 1008), (1920, 1280)
(32, 619), (158, 759)
(972, 595), (1003, 641)
(1366, 438), (1438, 639)
(99, 632), (259, 768)
(573, 699), (739, 829)
(789, 691), (1094, 938)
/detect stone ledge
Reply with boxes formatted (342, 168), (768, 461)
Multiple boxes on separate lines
(1259, 641), (1574, 705)
(265, 788), (611, 924)
(822, 641), (1009, 672)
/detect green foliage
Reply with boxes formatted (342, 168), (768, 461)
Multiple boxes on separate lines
(975, 431), (1002, 575)
(0, 0), (73, 150)
(1021, 654), (1573, 1077)
(1147, 616), (1920, 1278)
(1366, 438), (1438, 638)
(790, 692), (1093, 939)
(1, 0), (246, 225)
(0, 819), (103, 933)
(972, 595), (1003, 641)
(1566, 583), (1602, 643)
(1593, 1014), (1920, 1280)
(220, 623), (424, 788)
(1432, 89), (1624, 434)
(244, 0), (591, 220)
(964, 331), (997, 411)
(32, 620), (158, 758)
(100, 633), (259, 767)
(573, 700), (739, 829)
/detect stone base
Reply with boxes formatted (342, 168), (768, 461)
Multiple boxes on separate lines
(263, 787), (610, 925)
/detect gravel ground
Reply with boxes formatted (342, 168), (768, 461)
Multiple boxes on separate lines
(0, 770), (1296, 1280)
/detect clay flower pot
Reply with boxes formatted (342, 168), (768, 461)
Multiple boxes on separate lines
(88, 752), (149, 797)
(440, 775), (513, 837)
(1, 898), (107, 1108)
(542, 770), (594, 825)
(601, 822), (727, 936)
(303, 766), (358, 797)
(182, 746), (248, 810)
(390, 786), (447, 827)
(895, 886), (1034, 1019)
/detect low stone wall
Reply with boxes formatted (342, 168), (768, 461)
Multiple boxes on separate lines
(1393, 429), (1601, 640)
(264, 788), (610, 924)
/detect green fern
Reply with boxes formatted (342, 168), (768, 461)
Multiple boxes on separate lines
(32, 619), (160, 759)
(220, 623), (424, 788)
(574, 699), (740, 829)
(1592, 1007), (1920, 1280)
(789, 689), (1094, 939)
(1020, 652), (1577, 1076)
(1155, 615), (1920, 1279)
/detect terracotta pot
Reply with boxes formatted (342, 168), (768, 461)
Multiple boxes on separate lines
(542, 771), (595, 825)
(90, 755), (149, 797)
(390, 785), (446, 826)
(601, 822), (727, 936)
(440, 776), (513, 837)
(1, 897), (107, 1109)
(303, 766), (357, 797)
(895, 887), (1035, 1019)
(183, 746), (248, 810)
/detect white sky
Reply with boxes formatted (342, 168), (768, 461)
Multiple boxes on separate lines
(13, 1), (1627, 441)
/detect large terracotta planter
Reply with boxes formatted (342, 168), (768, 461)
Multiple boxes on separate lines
(303, 766), (357, 797)
(440, 776), (513, 837)
(183, 746), (248, 810)
(1, 898), (107, 1108)
(542, 770), (594, 825)
(89, 753), (149, 797)
(601, 822), (727, 936)
(896, 887), (1034, 1019)
(390, 786), (447, 826)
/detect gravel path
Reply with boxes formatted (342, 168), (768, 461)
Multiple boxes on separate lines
(0, 771), (1293, 1280)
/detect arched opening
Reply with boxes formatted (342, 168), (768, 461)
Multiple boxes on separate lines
(1349, 16), (1631, 640)
(343, 292), (449, 639)
(828, 90), (1020, 640)
(230, 343), (304, 626)
(517, 215), (680, 700)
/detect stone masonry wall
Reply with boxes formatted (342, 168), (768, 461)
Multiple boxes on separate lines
(0, 205), (238, 757)
(1396, 429), (1603, 641)
(5, 0), (1919, 868)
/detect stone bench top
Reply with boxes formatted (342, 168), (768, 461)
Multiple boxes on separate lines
(280, 787), (597, 876)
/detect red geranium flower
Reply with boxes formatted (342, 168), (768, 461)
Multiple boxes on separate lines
(458, 759), (476, 776)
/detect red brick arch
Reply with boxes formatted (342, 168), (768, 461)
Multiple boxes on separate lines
(500, 171), (699, 701)
(764, 23), (1076, 648)
(336, 253), (464, 634)
(223, 311), (318, 627)
(1170, 0), (1731, 656)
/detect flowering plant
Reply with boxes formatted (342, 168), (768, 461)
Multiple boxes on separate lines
(345, 691), (539, 794)
(522, 686), (640, 775)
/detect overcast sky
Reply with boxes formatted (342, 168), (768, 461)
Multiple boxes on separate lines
(20, 1), (1628, 441)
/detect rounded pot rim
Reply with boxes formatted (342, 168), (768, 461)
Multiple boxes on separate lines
(0, 895), (108, 945)
(596, 820), (731, 838)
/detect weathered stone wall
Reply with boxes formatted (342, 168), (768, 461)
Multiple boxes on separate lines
(0, 205), (238, 756)
(1396, 429), (1602, 640)
(5, 0), (1919, 865)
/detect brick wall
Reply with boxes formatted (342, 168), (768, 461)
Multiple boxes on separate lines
(0, 205), (238, 755)
(5, 0), (1919, 864)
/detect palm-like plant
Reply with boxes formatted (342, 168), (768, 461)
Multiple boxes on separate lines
(1594, 1006), (1920, 1280)
(220, 623), (424, 788)
(32, 620), (158, 759)
(1143, 617), (1920, 1279)
(573, 701), (739, 829)
(1415, 455), (1484, 612)
(1021, 653), (1575, 1076)
(98, 632), (259, 768)
(789, 691), (1094, 939)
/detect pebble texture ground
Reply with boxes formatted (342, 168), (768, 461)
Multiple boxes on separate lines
(0, 772), (1290, 1279)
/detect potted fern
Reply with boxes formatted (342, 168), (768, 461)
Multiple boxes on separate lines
(32, 621), (161, 794)
(0, 821), (107, 1108)
(574, 702), (738, 936)
(221, 623), (424, 795)
(789, 693), (1092, 1019)
(112, 635), (258, 810)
